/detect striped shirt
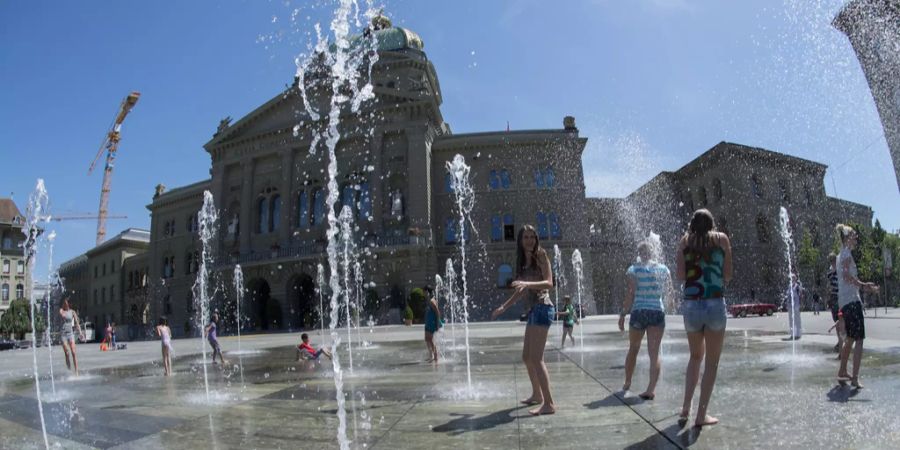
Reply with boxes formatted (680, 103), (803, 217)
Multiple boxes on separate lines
(626, 262), (670, 312)
(826, 269), (838, 301)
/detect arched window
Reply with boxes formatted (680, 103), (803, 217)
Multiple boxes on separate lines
(1, 234), (11, 249)
(445, 173), (454, 193)
(445, 218), (457, 245)
(312, 188), (326, 226)
(1, 260), (7, 274)
(257, 197), (269, 233)
(549, 212), (561, 239)
(497, 264), (513, 288)
(713, 179), (723, 200)
(489, 170), (500, 190)
(503, 214), (515, 241)
(545, 167), (555, 188)
(185, 252), (194, 275)
(698, 187), (708, 207)
(15, 284), (23, 299)
(536, 212), (549, 239)
(751, 174), (763, 198)
(500, 170), (511, 189)
(358, 182), (372, 222)
(1, 284), (8, 302)
(270, 194), (282, 232)
(297, 191), (309, 228)
(534, 169), (544, 188)
(491, 215), (502, 242)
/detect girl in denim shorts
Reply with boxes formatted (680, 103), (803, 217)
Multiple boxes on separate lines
(676, 209), (732, 428)
(491, 225), (556, 416)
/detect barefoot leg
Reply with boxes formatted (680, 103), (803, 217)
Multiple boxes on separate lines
(644, 325), (664, 397)
(682, 330), (705, 418)
(624, 328), (644, 391)
(695, 328), (724, 427)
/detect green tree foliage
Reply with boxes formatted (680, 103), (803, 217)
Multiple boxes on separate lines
(797, 230), (820, 285)
(407, 288), (426, 321)
(0, 299), (45, 340)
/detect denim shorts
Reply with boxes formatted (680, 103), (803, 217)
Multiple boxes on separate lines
(629, 309), (665, 330)
(682, 298), (727, 333)
(527, 304), (555, 327)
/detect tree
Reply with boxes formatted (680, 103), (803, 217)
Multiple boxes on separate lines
(407, 288), (426, 321)
(797, 230), (820, 288)
(0, 299), (45, 340)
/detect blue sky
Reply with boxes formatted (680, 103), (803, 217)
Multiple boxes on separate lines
(1, 0), (897, 278)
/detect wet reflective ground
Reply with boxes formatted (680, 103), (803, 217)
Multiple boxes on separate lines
(1, 314), (899, 449)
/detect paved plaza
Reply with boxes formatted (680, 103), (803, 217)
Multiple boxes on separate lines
(2, 311), (900, 449)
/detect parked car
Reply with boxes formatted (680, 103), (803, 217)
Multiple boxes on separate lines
(82, 322), (95, 343)
(0, 338), (18, 351)
(728, 302), (777, 318)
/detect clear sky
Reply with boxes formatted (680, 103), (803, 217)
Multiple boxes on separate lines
(2, 0), (897, 279)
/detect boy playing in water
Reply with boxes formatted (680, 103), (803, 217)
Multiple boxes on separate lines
(296, 333), (332, 361)
(557, 296), (577, 348)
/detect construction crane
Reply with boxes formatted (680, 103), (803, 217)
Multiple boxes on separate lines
(50, 214), (128, 222)
(89, 91), (140, 246)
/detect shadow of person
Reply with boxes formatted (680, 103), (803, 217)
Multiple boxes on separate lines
(624, 422), (700, 449)
(583, 392), (644, 409)
(431, 405), (527, 436)
(826, 385), (868, 403)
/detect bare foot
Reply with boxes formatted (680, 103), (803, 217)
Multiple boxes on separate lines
(639, 392), (655, 400)
(529, 404), (556, 416)
(520, 397), (542, 405)
(678, 409), (690, 425)
(695, 415), (719, 427)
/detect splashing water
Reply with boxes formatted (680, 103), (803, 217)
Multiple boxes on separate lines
(447, 155), (475, 392)
(317, 263), (326, 344)
(552, 245), (565, 339)
(779, 207), (800, 360)
(194, 191), (218, 404)
(571, 249), (585, 351)
(233, 264), (245, 389)
(45, 230), (58, 396)
(353, 261), (363, 347)
(23, 179), (51, 450)
(444, 259), (458, 347)
(339, 205), (355, 372)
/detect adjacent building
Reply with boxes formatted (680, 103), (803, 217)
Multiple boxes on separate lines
(834, 0), (900, 193)
(0, 198), (29, 321)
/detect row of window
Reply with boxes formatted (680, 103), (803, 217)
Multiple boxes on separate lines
(1, 260), (24, 274)
(160, 250), (202, 279)
(445, 211), (563, 245)
(92, 284), (117, 306)
(0, 283), (24, 302)
(162, 213), (199, 238)
(93, 259), (117, 279)
(445, 166), (557, 193)
(256, 184), (373, 234)
(127, 270), (148, 290)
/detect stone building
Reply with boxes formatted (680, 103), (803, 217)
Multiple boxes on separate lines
(834, 0), (900, 193)
(54, 19), (878, 337)
(0, 198), (29, 321)
(588, 142), (873, 312)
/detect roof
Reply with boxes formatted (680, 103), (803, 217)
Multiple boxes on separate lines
(147, 179), (211, 210)
(674, 141), (826, 178)
(433, 128), (585, 151)
(85, 228), (151, 257)
(0, 198), (24, 225)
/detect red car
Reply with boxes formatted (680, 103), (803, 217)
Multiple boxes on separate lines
(727, 302), (776, 318)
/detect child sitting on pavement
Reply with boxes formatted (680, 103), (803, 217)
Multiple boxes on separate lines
(296, 333), (332, 361)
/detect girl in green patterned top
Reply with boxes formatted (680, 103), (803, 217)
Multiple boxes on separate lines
(556, 296), (577, 348)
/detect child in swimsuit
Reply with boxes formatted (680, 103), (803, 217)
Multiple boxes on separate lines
(296, 333), (332, 361)
(156, 317), (174, 376)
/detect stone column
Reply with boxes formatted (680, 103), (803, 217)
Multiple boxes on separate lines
(239, 158), (255, 254)
(279, 149), (295, 246)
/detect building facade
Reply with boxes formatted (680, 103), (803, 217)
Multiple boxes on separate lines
(834, 0), (900, 193)
(0, 199), (29, 321)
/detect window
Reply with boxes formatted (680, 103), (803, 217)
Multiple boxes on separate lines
(445, 218), (457, 245)
(164, 295), (172, 315)
(698, 187), (708, 207)
(445, 173), (454, 193)
(534, 169), (545, 188)
(15, 284), (23, 299)
(549, 212), (561, 239)
(358, 182), (372, 222)
(503, 214), (515, 241)
(341, 185), (356, 214)
(94, 265), (98, 278)
(713, 179), (723, 200)
(500, 170), (511, 189)
(545, 167), (555, 188)
(93, 289), (98, 305)
(491, 215), (502, 242)
(297, 191), (309, 227)
(2, 260), (8, 274)
(751, 175), (762, 198)
(805, 186), (813, 206)
(102, 263), (106, 276)
(101, 287), (106, 304)
(756, 214), (770, 243)
(489, 170), (500, 190)
(111, 259), (115, 273)
(270, 194), (282, 232)
(110, 285), (115, 303)
(257, 197), (269, 233)
(536, 212), (549, 239)
(186, 293), (195, 313)
(163, 256), (174, 279)
(1, 284), (8, 302)
(312, 188), (326, 226)
(779, 181), (790, 202)
(497, 264), (513, 288)
(1, 234), (11, 249)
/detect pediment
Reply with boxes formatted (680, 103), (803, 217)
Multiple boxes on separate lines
(205, 89), (308, 149)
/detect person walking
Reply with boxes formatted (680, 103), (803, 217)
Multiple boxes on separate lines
(423, 285), (442, 363)
(155, 317), (174, 376)
(491, 225), (556, 415)
(676, 209), (732, 428)
(59, 298), (85, 376)
(205, 313), (227, 365)
(834, 224), (880, 389)
(557, 296), (577, 348)
(826, 253), (845, 354)
(619, 241), (672, 400)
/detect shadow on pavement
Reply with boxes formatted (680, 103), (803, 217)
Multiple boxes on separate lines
(431, 405), (527, 435)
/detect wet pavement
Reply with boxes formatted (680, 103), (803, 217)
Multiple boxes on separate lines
(1, 311), (900, 449)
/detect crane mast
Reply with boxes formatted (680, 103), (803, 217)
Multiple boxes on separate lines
(90, 91), (140, 245)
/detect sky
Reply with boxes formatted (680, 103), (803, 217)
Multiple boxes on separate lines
(1, 0), (898, 279)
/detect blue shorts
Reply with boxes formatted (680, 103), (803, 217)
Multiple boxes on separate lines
(629, 309), (665, 330)
(682, 298), (727, 333)
(526, 304), (555, 327)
